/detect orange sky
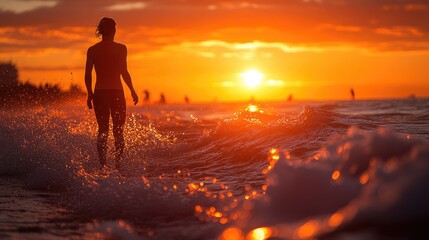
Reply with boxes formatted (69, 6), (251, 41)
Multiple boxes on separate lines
(1, 0), (429, 102)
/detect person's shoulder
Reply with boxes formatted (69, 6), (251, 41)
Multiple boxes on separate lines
(114, 42), (127, 51)
(87, 42), (101, 52)
(113, 42), (126, 48)
(87, 45), (96, 54)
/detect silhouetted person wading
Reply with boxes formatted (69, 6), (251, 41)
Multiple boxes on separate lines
(85, 17), (138, 169)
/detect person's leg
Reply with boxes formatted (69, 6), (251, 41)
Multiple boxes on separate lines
(93, 91), (110, 167)
(111, 91), (126, 169)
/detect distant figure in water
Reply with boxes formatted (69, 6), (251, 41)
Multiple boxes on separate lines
(143, 89), (150, 104)
(159, 93), (166, 104)
(85, 17), (139, 169)
(184, 95), (189, 104)
(249, 95), (255, 103)
(350, 88), (355, 100)
(287, 94), (293, 102)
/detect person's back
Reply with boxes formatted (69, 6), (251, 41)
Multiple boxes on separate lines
(91, 41), (125, 90)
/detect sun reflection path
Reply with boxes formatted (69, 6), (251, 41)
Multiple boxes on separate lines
(245, 104), (260, 113)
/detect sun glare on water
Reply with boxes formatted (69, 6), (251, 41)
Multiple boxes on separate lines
(246, 104), (260, 113)
(241, 69), (264, 88)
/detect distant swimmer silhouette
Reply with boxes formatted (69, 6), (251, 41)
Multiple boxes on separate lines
(85, 17), (138, 169)
(249, 95), (255, 103)
(350, 88), (355, 100)
(143, 89), (150, 104)
(159, 93), (166, 104)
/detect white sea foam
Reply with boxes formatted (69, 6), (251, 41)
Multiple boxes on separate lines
(227, 127), (429, 239)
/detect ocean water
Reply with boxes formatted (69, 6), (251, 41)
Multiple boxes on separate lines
(0, 98), (428, 239)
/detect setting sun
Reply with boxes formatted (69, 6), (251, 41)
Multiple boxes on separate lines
(241, 70), (264, 88)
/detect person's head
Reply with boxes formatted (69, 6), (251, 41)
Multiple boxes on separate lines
(95, 17), (116, 39)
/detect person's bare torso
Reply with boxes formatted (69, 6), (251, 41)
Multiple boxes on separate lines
(90, 41), (126, 90)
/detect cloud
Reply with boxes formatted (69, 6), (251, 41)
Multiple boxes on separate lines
(19, 65), (82, 71)
(374, 26), (423, 38)
(1, 0), (429, 53)
(383, 3), (429, 12)
(405, 3), (429, 11)
(318, 24), (362, 33)
(0, 0), (58, 14)
(149, 39), (326, 61)
(368, 41), (429, 53)
(266, 79), (285, 87)
(207, 2), (260, 11)
(106, 2), (147, 11)
(195, 40), (322, 53)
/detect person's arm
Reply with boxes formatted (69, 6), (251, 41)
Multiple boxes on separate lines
(121, 45), (138, 105)
(85, 47), (94, 109)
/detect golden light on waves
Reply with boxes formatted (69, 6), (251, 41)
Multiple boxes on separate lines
(247, 227), (273, 240)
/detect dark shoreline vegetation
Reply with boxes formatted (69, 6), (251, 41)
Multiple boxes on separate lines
(0, 62), (85, 108)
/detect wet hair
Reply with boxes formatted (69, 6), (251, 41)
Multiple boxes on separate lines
(95, 17), (116, 38)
